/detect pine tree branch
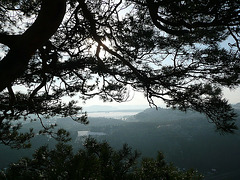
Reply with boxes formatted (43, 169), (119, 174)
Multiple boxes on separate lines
(0, 0), (67, 92)
(0, 33), (20, 48)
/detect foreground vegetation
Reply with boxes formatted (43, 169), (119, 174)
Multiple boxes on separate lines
(0, 138), (202, 180)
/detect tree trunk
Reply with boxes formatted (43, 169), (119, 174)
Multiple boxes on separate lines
(0, 0), (66, 91)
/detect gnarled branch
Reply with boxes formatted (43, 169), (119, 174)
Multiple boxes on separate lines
(0, 0), (67, 91)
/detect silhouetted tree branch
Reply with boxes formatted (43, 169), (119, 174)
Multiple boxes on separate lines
(0, 0), (240, 147)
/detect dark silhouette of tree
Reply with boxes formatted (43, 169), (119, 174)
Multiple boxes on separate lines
(0, 138), (203, 179)
(0, 0), (240, 146)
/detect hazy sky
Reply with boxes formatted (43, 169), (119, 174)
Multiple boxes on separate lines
(79, 37), (240, 108)
(79, 87), (240, 109)
(223, 87), (240, 104)
(79, 91), (155, 108)
(13, 82), (240, 111)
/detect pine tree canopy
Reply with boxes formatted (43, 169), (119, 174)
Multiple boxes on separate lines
(0, 0), (240, 146)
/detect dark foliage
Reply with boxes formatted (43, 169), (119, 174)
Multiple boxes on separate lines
(0, 138), (203, 180)
(0, 0), (240, 146)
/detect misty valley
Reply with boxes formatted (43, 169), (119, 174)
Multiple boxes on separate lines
(1, 105), (240, 180)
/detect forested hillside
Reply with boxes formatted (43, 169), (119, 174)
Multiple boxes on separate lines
(1, 106), (240, 179)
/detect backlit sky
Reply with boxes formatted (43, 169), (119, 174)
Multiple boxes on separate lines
(78, 87), (240, 109)
(1, 6), (239, 109)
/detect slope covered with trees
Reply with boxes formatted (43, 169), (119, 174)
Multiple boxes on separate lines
(1, 107), (240, 179)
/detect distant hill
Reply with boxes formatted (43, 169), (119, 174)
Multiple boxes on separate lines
(56, 117), (127, 128)
(126, 107), (205, 122)
(232, 103), (240, 110)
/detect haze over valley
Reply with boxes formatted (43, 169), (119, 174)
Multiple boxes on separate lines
(1, 104), (240, 180)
